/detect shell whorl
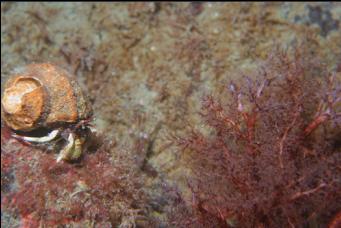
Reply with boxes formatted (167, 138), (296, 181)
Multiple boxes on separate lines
(1, 63), (92, 132)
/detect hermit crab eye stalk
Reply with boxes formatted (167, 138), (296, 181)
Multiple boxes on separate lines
(1, 63), (94, 162)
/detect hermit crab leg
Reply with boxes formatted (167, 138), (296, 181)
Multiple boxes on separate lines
(57, 133), (75, 163)
(88, 126), (97, 133)
(13, 129), (60, 143)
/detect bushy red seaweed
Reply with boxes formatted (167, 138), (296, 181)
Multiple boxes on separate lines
(176, 49), (341, 227)
(1, 130), (151, 227)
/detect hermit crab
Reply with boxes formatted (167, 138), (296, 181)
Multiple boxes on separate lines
(1, 63), (94, 162)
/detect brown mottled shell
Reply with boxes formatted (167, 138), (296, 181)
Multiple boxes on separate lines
(1, 63), (93, 132)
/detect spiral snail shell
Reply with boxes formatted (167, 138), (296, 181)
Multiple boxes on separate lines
(1, 63), (93, 132)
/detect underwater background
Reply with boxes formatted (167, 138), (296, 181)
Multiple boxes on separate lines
(1, 2), (340, 227)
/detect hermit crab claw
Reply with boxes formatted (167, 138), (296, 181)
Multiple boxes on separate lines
(57, 133), (75, 163)
(56, 133), (83, 163)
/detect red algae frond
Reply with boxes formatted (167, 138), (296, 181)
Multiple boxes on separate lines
(175, 48), (341, 227)
(1, 131), (152, 227)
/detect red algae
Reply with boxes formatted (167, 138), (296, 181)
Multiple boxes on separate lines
(175, 49), (341, 227)
(1, 128), (152, 227)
